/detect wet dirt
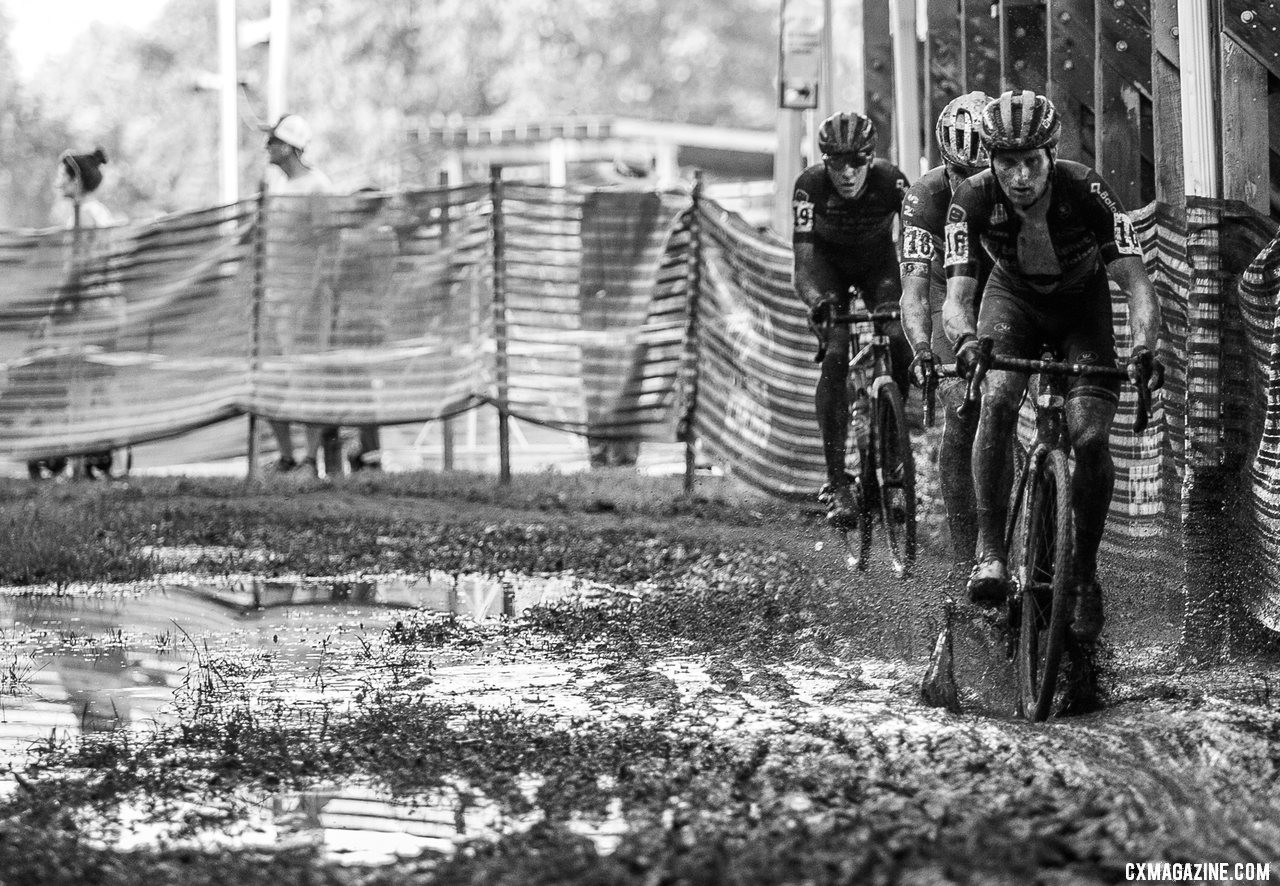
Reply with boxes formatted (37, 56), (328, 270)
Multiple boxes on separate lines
(0, 482), (1277, 884)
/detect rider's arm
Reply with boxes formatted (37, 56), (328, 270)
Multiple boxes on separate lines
(940, 180), (985, 344)
(1107, 255), (1161, 352)
(899, 228), (934, 348)
(1082, 168), (1161, 353)
(942, 275), (979, 344)
(793, 241), (834, 310)
(792, 176), (834, 310)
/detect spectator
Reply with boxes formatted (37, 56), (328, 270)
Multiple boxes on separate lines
(260, 113), (338, 475)
(28, 147), (121, 480)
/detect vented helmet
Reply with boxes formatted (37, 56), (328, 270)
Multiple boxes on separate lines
(979, 90), (1060, 153)
(936, 91), (991, 170)
(817, 112), (876, 161)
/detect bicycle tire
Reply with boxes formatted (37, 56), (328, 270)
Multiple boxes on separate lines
(843, 386), (873, 570)
(874, 382), (916, 577)
(1011, 448), (1074, 722)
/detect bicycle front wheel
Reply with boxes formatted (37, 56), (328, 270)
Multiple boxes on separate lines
(874, 382), (916, 578)
(1012, 448), (1074, 722)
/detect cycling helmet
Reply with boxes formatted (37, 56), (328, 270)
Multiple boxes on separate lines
(817, 111), (876, 161)
(936, 91), (991, 170)
(979, 90), (1060, 153)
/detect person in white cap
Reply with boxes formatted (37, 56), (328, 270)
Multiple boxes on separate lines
(261, 114), (337, 474)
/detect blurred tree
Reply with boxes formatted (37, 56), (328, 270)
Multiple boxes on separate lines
(18, 0), (777, 212)
(0, 5), (75, 227)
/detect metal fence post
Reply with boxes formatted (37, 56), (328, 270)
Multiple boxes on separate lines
(438, 169), (456, 471)
(247, 188), (268, 481)
(490, 164), (512, 484)
(682, 170), (705, 494)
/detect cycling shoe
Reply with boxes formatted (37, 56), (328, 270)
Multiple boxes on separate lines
(821, 484), (859, 531)
(966, 557), (1009, 608)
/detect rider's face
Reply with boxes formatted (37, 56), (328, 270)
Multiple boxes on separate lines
(991, 149), (1051, 207)
(825, 154), (870, 199)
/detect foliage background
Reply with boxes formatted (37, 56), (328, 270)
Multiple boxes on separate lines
(0, 0), (778, 226)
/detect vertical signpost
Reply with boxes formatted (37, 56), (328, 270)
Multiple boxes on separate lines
(774, 0), (824, 236)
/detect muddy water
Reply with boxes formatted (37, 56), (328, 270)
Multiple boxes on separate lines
(2, 554), (1279, 873)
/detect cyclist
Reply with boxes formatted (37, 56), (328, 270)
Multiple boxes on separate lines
(899, 91), (993, 571)
(793, 110), (912, 529)
(940, 90), (1163, 641)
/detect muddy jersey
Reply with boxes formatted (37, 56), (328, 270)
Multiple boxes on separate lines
(943, 160), (1141, 296)
(900, 165), (991, 294)
(792, 159), (909, 275)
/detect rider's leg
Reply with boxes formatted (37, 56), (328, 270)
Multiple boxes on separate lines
(972, 369), (1029, 565)
(816, 319), (854, 486)
(1065, 395), (1119, 582)
(938, 377), (980, 564)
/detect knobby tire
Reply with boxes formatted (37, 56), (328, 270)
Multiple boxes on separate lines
(1012, 448), (1074, 722)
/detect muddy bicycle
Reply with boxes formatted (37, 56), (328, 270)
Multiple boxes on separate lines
(959, 339), (1152, 721)
(819, 304), (916, 578)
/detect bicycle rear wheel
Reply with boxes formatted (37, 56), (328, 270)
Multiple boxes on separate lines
(874, 382), (916, 578)
(1012, 448), (1074, 722)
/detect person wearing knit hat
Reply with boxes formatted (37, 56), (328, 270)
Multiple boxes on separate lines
(57, 147), (115, 228)
(29, 146), (121, 480)
(261, 114), (339, 475)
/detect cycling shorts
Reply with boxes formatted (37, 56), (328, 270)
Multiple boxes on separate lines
(810, 248), (901, 310)
(976, 264), (1120, 402)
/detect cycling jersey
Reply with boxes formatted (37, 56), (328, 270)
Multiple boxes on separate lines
(793, 159), (909, 278)
(943, 160), (1141, 297)
(901, 165), (993, 362)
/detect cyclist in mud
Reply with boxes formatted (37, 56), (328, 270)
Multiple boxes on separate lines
(941, 90), (1163, 641)
(792, 111), (912, 529)
(899, 91), (993, 574)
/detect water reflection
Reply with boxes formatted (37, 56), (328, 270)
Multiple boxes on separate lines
(0, 568), (596, 759)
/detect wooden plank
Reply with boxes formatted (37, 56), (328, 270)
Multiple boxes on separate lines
(927, 0), (965, 167)
(1095, 50), (1144, 206)
(1000, 0), (1047, 92)
(1222, 0), (1280, 80)
(962, 0), (1001, 94)
(1095, 0), (1152, 96)
(864, 0), (896, 160)
(1221, 33), (1271, 213)
(1149, 0), (1183, 206)
(1150, 0), (1178, 62)
(1046, 0), (1095, 161)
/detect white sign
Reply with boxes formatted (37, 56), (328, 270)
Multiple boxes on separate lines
(779, 0), (823, 109)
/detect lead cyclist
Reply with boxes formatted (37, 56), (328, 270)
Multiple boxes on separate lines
(940, 90), (1164, 642)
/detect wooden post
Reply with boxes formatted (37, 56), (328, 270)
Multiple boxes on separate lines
(1046, 0), (1095, 163)
(490, 164), (511, 485)
(1150, 0), (1183, 207)
(1177, 0), (1220, 199)
(438, 169), (455, 471)
(926, 0), (964, 169)
(864, 0), (896, 160)
(1220, 35), (1270, 214)
(999, 0), (1047, 92)
(1175, 0), (1224, 660)
(962, 0), (1001, 93)
(890, 0), (924, 176)
(247, 187), (268, 481)
(1093, 0), (1150, 208)
(682, 171), (705, 495)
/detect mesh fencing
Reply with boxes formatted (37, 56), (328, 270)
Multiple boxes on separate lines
(4, 183), (1280, 634)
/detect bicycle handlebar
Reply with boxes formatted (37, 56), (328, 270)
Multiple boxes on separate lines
(830, 308), (900, 325)
(946, 342), (1153, 434)
(812, 308), (900, 364)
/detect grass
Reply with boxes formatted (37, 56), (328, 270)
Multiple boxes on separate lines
(2, 469), (1278, 884)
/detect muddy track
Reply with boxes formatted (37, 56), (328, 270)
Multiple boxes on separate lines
(0, 477), (1276, 884)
